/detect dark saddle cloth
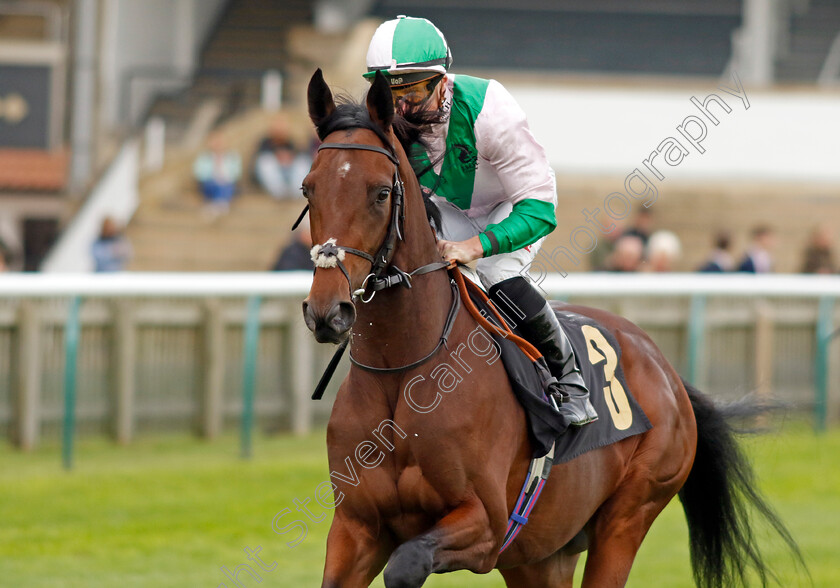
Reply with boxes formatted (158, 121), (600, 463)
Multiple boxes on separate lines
(471, 290), (652, 461)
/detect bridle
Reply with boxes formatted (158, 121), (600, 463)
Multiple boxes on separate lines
(303, 141), (406, 302)
(303, 139), (455, 304)
(301, 137), (460, 393)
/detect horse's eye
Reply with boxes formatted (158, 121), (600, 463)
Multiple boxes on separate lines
(377, 188), (391, 203)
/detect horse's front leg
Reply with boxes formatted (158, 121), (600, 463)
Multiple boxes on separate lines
(322, 512), (392, 588)
(382, 495), (499, 588)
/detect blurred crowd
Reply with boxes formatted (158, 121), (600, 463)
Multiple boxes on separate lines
(185, 111), (320, 272)
(165, 111), (840, 277)
(192, 113), (314, 218)
(588, 208), (839, 275)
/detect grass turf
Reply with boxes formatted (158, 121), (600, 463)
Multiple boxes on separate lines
(0, 425), (837, 587)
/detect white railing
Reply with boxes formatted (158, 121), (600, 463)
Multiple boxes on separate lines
(0, 271), (314, 297)
(1, 273), (837, 452)
(4, 271), (840, 297)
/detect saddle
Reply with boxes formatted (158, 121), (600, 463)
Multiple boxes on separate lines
(457, 271), (651, 462)
(456, 270), (652, 552)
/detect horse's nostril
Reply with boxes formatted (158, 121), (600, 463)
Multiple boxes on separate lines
(302, 300), (317, 332)
(328, 301), (356, 334)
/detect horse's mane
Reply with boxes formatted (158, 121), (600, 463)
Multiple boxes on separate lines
(313, 96), (443, 231)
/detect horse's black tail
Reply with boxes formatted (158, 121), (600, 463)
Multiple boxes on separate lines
(678, 379), (807, 588)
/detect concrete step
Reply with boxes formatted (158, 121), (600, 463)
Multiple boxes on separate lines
(201, 52), (288, 70)
(127, 229), (288, 271)
(126, 196), (306, 272)
(205, 35), (289, 52)
(224, 4), (310, 23)
(133, 194), (304, 227)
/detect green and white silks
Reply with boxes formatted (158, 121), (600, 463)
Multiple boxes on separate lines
(409, 74), (557, 260)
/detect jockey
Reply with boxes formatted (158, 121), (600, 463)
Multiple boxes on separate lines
(364, 16), (597, 427)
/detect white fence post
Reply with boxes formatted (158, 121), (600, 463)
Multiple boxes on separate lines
(15, 301), (41, 450)
(112, 299), (136, 444)
(290, 310), (314, 436)
(201, 298), (226, 439)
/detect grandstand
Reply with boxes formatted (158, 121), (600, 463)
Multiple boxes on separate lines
(373, 0), (743, 75)
(2, 0), (839, 273)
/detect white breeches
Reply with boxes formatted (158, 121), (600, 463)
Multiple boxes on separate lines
(432, 197), (542, 289)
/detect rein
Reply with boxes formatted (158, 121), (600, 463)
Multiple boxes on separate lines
(349, 275), (460, 374)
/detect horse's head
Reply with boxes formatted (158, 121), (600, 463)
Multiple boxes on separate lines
(301, 69), (403, 343)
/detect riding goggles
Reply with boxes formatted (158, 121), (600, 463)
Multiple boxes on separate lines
(389, 74), (444, 107)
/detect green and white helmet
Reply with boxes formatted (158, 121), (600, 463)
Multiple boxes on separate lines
(364, 16), (452, 87)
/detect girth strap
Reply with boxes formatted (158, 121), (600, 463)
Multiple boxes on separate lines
(499, 442), (556, 553)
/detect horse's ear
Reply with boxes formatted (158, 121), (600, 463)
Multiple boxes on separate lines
(366, 70), (394, 131)
(308, 68), (335, 130)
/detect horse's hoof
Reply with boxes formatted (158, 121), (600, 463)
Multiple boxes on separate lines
(383, 536), (435, 588)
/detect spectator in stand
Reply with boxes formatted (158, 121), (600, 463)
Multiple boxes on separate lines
(622, 207), (654, 249)
(644, 230), (681, 272)
(254, 114), (312, 200)
(0, 239), (10, 272)
(737, 225), (775, 273)
(193, 132), (242, 215)
(271, 216), (314, 271)
(92, 216), (132, 272)
(0, 220), (20, 272)
(698, 230), (734, 272)
(801, 224), (836, 274)
(589, 219), (625, 271)
(607, 234), (644, 272)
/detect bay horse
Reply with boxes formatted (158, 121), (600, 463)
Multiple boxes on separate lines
(301, 69), (802, 588)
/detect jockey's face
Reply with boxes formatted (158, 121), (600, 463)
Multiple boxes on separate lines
(391, 75), (445, 116)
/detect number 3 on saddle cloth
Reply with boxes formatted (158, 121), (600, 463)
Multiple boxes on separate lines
(464, 281), (652, 461)
(461, 279), (652, 552)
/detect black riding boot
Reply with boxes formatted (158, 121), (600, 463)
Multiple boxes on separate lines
(489, 277), (598, 427)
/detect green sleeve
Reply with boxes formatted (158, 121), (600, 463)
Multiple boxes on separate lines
(479, 199), (557, 257)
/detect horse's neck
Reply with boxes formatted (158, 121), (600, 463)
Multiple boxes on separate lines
(350, 179), (453, 370)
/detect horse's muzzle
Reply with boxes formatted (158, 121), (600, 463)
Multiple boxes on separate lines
(302, 299), (356, 344)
